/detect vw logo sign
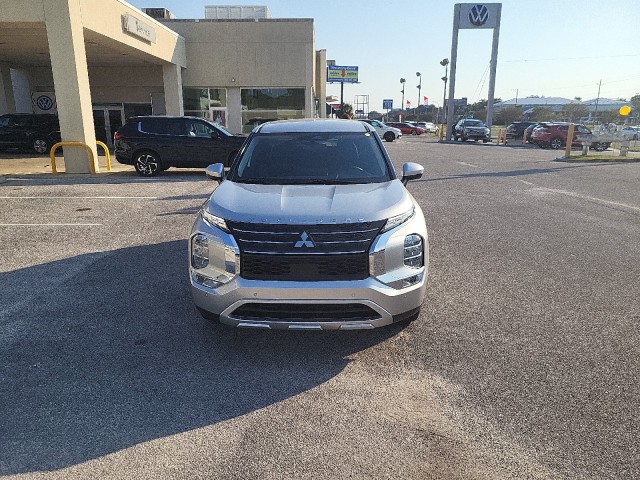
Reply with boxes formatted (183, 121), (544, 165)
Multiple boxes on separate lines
(36, 95), (54, 111)
(468, 4), (489, 27)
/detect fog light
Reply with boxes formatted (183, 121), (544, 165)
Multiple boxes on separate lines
(404, 234), (423, 268)
(192, 271), (223, 289)
(191, 234), (209, 269)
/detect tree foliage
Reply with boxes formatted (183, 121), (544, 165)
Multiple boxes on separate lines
(529, 107), (557, 122)
(562, 102), (589, 122)
(495, 106), (523, 125)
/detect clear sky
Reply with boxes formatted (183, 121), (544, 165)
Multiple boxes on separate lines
(128, 0), (640, 111)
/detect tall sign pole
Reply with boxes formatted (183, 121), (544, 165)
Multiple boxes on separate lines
(485, 3), (502, 128)
(446, 3), (502, 140)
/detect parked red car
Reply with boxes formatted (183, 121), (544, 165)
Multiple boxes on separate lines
(531, 123), (610, 151)
(387, 122), (425, 135)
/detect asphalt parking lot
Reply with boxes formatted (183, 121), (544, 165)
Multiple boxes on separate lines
(1, 137), (639, 479)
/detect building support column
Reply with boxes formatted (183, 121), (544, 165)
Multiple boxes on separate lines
(0, 65), (16, 115)
(162, 64), (183, 116)
(44, 0), (97, 173)
(226, 87), (242, 135)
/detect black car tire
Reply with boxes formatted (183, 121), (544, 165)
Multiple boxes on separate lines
(483, 139), (489, 143)
(550, 137), (563, 149)
(593, 142), (608, 152)
(134, 150), (162, 177)
(32, 138), (49, 155)
(383, 132), (395, 142)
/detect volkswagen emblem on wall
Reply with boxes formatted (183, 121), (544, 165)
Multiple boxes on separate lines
(36, 95), (54, 111)
(468, 4), (489, 27)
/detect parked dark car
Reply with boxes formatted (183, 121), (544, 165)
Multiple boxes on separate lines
(386, 122), (425, 135)
(506, 121), (536, 139)
(453, 118), (491, 142)
(531, 123), (610, 151)
(0, 113), (61, 154)
(114, 116), (247, 176)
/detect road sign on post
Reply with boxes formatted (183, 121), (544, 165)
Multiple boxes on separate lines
(383, 99), (393, 110)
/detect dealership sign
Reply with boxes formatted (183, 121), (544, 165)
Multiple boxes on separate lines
(327, 66), (359, 83)
(31, 92), (57, 114)
(122, 13), (157, 43)
(458, 3), (500, 29)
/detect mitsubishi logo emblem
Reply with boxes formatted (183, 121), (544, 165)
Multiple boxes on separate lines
(468, 4), (489, 27)
(294, 231), (315, 248)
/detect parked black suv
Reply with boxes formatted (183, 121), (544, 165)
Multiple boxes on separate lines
(0, 113), (61, 154)
(453, 118), (491, 142)
(114, 116), (247, 176)
(506, 121), (536, 139)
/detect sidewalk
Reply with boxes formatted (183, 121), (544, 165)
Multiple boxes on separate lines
(0, 152), (133, 176)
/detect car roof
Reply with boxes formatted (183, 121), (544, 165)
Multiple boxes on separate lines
(256, 119), (371, 134)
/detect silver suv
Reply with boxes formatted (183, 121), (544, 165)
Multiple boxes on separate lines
(189, 119), (428, 330)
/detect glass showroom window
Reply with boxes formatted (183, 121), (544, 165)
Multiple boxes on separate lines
(183, 88), (227, 125)
(241, 88), (305, 133)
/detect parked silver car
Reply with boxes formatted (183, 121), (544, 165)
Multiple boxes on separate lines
(189, 119), (428, 330)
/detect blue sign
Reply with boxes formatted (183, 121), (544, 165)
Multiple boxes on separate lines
(383, 99), (393, 110)
(327, 65), (359, 83)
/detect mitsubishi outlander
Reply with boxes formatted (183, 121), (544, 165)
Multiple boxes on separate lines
(189, 119), (428, 330)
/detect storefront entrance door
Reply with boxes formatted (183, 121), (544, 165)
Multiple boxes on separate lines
(92, 107), (124, 148)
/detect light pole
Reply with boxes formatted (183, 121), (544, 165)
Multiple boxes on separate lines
(416, 72), (422, 120)
(400, 78), (406, 111)
(440, 58), (449, 125)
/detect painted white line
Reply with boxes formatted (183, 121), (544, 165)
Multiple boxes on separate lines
(456, 161), (479, 168)
(521, 181), (640, 213)
(518, 180), (534, 185)
(0, 223), (103, 226)
(0, 196), (157, 199)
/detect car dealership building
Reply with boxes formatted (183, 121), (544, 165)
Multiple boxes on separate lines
(0, 0), (327, 172)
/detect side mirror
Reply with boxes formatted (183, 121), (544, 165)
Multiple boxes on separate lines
(205, 163), (225, 182)
(210, 130), (220, 140)
(401, 162), (423, 185)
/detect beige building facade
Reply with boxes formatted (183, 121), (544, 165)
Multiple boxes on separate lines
(0, 0), (326, 173)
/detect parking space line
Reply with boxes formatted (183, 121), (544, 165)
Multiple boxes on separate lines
(0, 223), (103, 226)
(0, 196), (157, 199)
(456, 161), (479, 168)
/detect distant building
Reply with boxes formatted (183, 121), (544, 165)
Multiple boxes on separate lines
(494, 97), (630, 121)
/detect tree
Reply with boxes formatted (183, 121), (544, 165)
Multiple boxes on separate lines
(561, 102), (589, 122)
(339, 103), (354, 119)
(495, 105), (523, 125)
(529, 107), (557, 122)
(600, 109), (622, 124)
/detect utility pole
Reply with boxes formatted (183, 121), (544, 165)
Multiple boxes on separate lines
(594, 79), (602, 123)
(400, 78), (406, 111)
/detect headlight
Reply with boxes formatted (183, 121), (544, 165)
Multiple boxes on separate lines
(202, 209), (229, 232)
(381, 207), (414, 233)
(484, 128), (490, 134)
(191, 234), (209, 269)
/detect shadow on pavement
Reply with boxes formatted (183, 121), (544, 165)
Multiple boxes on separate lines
(0, 240), (403, 474)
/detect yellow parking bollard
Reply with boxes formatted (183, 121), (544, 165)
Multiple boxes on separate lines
(50, 142), (96, 174)
(522, 129), (527, 145)
(565, 124), (575, 158)
(96, 141), (111, 172)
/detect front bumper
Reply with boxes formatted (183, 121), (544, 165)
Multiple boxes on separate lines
(189, 209), (428, 330)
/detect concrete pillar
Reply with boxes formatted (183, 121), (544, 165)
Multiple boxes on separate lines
(315, 49), (327, 118)
(0, 65), (16, 115)
(44, 0), (97, 174)
(162, 64), (184, 116)
(226, 87), (242, 135)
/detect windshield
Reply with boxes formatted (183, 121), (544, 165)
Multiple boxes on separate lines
(228, 132), (393, 185)
(205, 119), (232, 136)
(464, 120), (484, 127)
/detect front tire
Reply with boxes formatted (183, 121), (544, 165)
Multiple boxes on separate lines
(32, 138), (49, 155)
(383, 132), (395, 142)
(134, 150), (162, 177)
(550, 137), (563, 149)
(411, 130), (417, 136)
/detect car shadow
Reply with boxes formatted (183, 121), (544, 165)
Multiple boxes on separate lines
(0, 240), (403, 474)
(0, 170), (212, 187)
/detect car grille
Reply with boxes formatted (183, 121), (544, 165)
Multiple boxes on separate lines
(230, 303), (380, 322)
(227, 220), (385, 281)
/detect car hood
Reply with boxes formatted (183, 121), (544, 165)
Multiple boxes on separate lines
(206, 179), (414, 224)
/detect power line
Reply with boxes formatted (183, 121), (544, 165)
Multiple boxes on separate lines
(501, 53), (640, 63)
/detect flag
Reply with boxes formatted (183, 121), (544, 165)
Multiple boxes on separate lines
(423, 96), (428, 105)
(406, 100), (411, 105)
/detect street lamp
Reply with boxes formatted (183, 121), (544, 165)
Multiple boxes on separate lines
(400, 78), (406, 111)
(440, 58), (449, 125)
(416, 72), (422, 120)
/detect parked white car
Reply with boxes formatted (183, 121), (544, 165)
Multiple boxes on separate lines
(358, 119), (402, 142)
(417, 122), (438, 134)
